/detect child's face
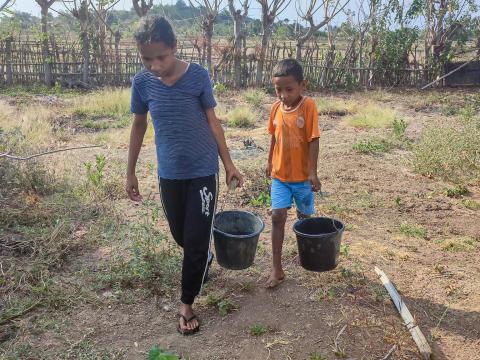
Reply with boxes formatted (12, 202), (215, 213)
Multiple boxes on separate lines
(272, 75), (305, 107)
(138, 41), (177, 78)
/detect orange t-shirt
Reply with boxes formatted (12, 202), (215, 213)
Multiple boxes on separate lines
(268, 96), (320, 182)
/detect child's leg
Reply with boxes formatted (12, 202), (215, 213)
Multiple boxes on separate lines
(177, 174), (218, 331)
(159, 177), (187, 247)
(268, 208), (288, 285)
(265, 179), (292, 288)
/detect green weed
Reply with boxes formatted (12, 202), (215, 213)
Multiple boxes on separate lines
(462, 199), (480, 210)
(85, 154), (106, 187)
(340, 244), (350, 258)
(206, 292), (223, 306)
(371, 285), (389, 301)
(399, 222), (427, 239)
(443, 185), (468, 198)
(392, 118), (408, 138)
(309, 353), (327, 360)
(315, 286), (339, 301)
(148, 346), (179, 360)
(353, 138), (390, 155)
(250, 324), (268, 336)
(240, 281), (254, 292)
(218, 299), (236, 317)
(97, 201), (181, 292)
(250, 191), (271, 207)
(435, 237), (477, 252)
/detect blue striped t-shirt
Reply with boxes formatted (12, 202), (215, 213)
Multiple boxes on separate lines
(131, 63), (219, 180)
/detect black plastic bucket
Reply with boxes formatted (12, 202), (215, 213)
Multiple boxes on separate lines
(293, 217), (344, 272)
(213, 210), (264, 270)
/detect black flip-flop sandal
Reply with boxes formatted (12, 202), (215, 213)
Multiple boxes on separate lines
(177, 314), (200, 335)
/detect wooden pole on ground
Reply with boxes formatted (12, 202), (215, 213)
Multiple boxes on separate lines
(374, 266), (432, 360)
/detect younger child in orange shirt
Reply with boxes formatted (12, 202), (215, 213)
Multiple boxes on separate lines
(264, 59), (321, 288)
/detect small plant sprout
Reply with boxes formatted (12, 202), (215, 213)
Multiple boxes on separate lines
(250, 324), (268, 336)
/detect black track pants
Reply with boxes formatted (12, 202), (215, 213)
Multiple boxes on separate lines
(159, 174), (218, 305)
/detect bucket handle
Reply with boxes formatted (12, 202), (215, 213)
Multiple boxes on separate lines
(317, 190), (342, 232)
(218, 178), (239, 214)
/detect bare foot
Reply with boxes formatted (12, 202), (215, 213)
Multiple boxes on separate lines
(262, 270), (285, 289)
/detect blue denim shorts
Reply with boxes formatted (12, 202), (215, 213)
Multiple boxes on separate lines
(271, 178), (315, 215)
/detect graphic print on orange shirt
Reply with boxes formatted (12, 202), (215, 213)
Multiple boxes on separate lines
(268, 96), (320, 182)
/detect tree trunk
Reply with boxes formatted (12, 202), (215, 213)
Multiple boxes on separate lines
(256, 25), (271, 87)
(5, 36), (12, 85)
(40, 6), (53, 86)
(204, 18), (214, 76)
(476, 19), (480, 56)
(81, 26), (90, 84)
(232, 14), (242, 87)
(98, 4), (107, 79)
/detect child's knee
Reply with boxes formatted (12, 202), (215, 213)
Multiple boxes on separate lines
(271, 209), (288, 225)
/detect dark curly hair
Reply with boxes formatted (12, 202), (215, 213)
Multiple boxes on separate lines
(134, 16), (176, 47)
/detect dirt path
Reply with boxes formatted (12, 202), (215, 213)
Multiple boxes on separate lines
(2, 90), (479, 360)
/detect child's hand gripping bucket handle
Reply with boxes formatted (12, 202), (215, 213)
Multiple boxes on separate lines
(219, 178), (239, 214)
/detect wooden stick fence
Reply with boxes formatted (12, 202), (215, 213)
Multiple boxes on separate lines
(0, 36), (431, 89)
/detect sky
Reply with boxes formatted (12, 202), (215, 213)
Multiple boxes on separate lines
(12, 0), (349, 26)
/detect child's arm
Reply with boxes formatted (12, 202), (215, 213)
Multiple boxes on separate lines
(205, 108), (243, 187)
(126, 113), (148, 201)
(308, 138), (321, 192)
(266, 135), (275, 177)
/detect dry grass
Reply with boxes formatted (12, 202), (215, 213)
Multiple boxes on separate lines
(0, 102), (55, 154)
(413, 116), (480, 182)
(0, 100), (17, 128)
(315, 97), (357, 116)
(71, 88), (130, 118)
(227, 106), (257, 128)
(347, 102), (398, 128)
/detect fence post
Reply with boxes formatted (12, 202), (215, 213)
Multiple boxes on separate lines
(114, 31), (121, 85)
(5, 36), (13, 85)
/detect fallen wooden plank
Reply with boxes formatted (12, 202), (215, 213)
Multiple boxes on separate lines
(374, 266), (432, 360)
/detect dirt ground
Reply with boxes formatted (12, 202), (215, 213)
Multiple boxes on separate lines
(1, 88), (479, 360)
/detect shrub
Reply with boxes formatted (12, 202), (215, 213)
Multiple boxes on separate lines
(242, 89), (267, 107)
(227, 106), (256, 128)
(213, 83), (227, 96)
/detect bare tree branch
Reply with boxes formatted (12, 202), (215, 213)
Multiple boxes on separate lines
(0, 0), (13, 13)
(132, 0), (153, 17)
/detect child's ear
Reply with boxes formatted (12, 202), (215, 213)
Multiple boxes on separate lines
(172, 40), (178, 53)
(302, 80), (308, 90)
